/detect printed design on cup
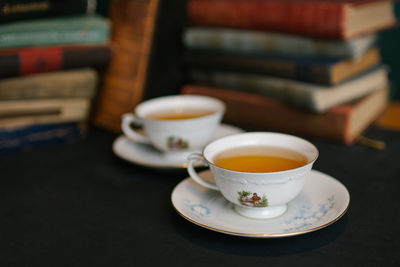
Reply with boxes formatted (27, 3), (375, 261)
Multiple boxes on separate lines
(167, 136), (189, 150)
(237, 191), (268, 207)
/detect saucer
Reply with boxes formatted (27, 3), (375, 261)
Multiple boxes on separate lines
(171, 170), (350, 238)
(112, 124), (243, 169)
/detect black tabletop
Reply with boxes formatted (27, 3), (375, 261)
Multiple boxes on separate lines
(1, 126), (399, 266)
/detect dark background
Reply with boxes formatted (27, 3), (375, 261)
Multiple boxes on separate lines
(379, 2), (400, 100)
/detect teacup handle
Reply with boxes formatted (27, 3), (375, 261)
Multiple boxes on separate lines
(121, 113), (151, 144)
(187, 153), (219, 191)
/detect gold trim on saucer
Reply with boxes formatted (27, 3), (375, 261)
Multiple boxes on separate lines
(171, 171), (350, 238)
(172, 200), (350, 238)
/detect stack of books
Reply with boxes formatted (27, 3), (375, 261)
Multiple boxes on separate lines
(0, 0), (111, 153)
(181, 0), (397, 145)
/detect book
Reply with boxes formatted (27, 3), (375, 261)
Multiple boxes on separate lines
(0, 15), (110, 49)
(187, 0), (396, 40)
(0, 122), (86, 154)
(0, 44), (112, 78)
(188, 66), (388, 113)
(375, 101), (400, 131)
(184, 47), (381, 85)
(0, 0), (96, 23)
(181, 84), (389, 145)
(183, 27), (378, 59)
(93, 0), (160, 132)
(0, 69), (98, 101)
(0, 98), (91, 129)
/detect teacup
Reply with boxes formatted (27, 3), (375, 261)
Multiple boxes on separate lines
(187, 132), (319, 219)
(121, 95), (225, 153)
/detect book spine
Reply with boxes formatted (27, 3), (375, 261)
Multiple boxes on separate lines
(184, 52), (333, 85)
(181, 85), (351, 144)
(0, 122), (85, 154)
(0, 98), (91, 129)
(188, 70), (316, 111)
(184, 28), (361, 59)
(186, 47), (381, 85)
(92, 0), (160, 132)
(188, 67), (388, 113)
(187, 0), (345, 39)
(0, 69), (98, 100)
(0, 0), (95, 23)
(0, 15), (110, 49)
(0, 45), (112, 78)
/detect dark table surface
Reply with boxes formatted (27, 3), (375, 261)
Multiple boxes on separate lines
(1, 126), (399, 266)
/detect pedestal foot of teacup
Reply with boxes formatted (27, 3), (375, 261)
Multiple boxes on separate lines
(234, 204), (287, 219)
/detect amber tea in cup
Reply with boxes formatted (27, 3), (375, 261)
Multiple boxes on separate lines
(213, 146), (308, 173)
(146, 109), (216, 120)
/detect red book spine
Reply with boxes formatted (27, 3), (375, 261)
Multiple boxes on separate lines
(0, 45), (112, 77)
(188, 0), (346, 39)
(19, 47), (63, 75)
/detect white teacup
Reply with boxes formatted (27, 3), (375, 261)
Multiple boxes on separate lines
(121, 95), (225, 152)
(187, 132), (319, 219)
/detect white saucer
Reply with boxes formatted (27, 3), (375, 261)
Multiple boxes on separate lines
(112, 124), (243, 169)
(171, 170), (350, 238)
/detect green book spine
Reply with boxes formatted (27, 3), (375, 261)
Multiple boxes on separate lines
(0, 15), (110, 48)
(184, 28), (378, 59)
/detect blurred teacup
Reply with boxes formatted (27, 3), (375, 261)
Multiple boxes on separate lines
(187, 132), (319, 219)
(121, 95), (225, 153)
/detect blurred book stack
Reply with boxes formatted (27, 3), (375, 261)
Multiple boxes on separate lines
(181, 0), (397, 145)
(0, 0), (111, 153)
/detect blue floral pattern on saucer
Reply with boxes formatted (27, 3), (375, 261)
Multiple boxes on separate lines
(184, 199), (211, 218)
(283, 196), (335, 233)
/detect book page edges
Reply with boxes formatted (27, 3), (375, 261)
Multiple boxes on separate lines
(345, 0), (396, 39)
(313, 66), (388, 113)
(345, 87), (389, 144)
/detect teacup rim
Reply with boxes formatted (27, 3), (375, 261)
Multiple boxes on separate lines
(134, 94), (226, 122)
(200, 131), (319, 175)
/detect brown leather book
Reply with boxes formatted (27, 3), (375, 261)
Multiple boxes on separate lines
(181, 84), (388, 145)
(92, 0), (160, 132)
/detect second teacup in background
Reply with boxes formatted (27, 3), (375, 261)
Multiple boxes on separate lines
(121, 95), (225, 152)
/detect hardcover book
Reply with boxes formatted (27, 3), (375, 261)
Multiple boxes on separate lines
(93, 0), (160, 132)
(375, 101), (400, 131)
(181, 84), (389, 145)
(184, 48), (381, 85)
(0, 122), (85, 154)
(187, 0), (396, 39)
(0, 0), (96, 23)
(0, 44), (112, 78)
(0, 69), (98, 101)
(188, 66), (388, 113)
(0, 15), (110, 49)
(183, 28), (378, 59)
(0, 98), (91, 129)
